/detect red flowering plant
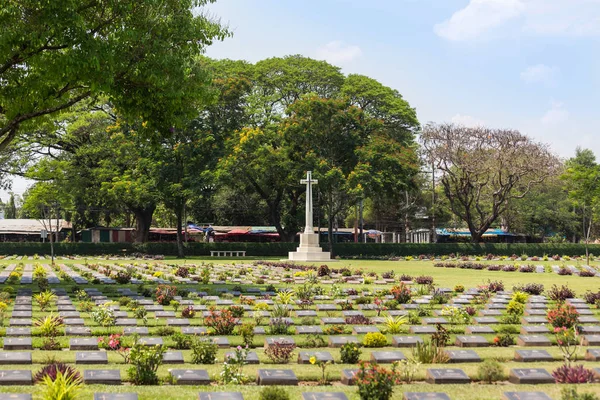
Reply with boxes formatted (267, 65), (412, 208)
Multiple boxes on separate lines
(155, 285), (177, 306)
(373, 297), (387, 316)
(204, 307), (237, 335)
(356, 361), (400, 400)
(390, 283), (411, 304)
(98, 334), (122, 350)
(554, 326), (581, 364)
(547, 304), (579, 329)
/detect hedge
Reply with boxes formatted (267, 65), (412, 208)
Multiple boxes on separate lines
(0, 241), (599, 258)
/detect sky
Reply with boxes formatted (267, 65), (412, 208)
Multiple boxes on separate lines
(5, 0), (600, 199)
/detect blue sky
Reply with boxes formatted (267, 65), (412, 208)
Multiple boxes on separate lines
(5, 0), (600, 198)
(204, 0), (600, 157)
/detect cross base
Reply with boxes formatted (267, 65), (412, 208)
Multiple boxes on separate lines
(288, 233), (332, 261)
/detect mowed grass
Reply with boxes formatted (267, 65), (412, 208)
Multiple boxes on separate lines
(2, 256), (600, 398)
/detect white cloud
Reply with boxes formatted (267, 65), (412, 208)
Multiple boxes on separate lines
(451, 114), (486, 127)
(520, 64), (559, 85)
(434, 0), (525, 41)
(316, 41), (362, 64)
(435, 0), (600, 41)
(541, 101), (569, 125)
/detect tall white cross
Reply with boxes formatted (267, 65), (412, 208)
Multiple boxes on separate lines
(301, 171), (318, 234)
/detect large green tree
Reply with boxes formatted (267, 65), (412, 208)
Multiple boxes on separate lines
(0, 0), (228, 155)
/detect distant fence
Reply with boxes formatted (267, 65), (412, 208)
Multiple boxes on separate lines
(0, 242), (598, 258)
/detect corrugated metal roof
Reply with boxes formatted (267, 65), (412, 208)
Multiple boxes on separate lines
(0, 219), (71, 234)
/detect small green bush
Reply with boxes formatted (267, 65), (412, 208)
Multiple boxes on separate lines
(340, 342), (362, 363)
(259, 386), (290, 400)
(363, 332), (387, 348)
(190, 339), (218, 364)
(477, 359), (504, 383)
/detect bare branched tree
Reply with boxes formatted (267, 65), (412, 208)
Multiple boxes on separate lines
(421, 123), (560, 243)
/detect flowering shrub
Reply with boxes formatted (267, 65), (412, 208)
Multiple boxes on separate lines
(487, 280), (505, 292)
(317, 265), (330, 277)
(114, 270), (132, 284)
(454, 285), (464, 293)
(155, 285), (177, 306)
(190, 338), (218, 364)
(506, 300), (525, 316)
(390, 283), (411, 304)
(356, 361), (399, 400)
(492, 333), (515, 347)
(583, 290), (600, 305)
(414, 276), (433, 285)
(558, 267), (573, 276)
(547, 305), (579, 328)
(264, 340), (296, 363)
(464, 306), (477, 316)
(228, 305), (245, 318)
(554, 327), (581, 364)
(579, 270), (596, 277)
(513, 283), (544, 295)
(323, 325), (348, 335)
(345, 315), (371, 325)
(548, 285), (576, 302)
(98, 334), (122, 350)
(340, 342), (362, 363)
(268, 318), (292, 335)
(552, 364), (594, 383)
(181, 306), (195, 318)
(373, 297), (387, 316)
(502, 265), (517, 272)
(221, 345), (250, 384)
(519, 265), (535, 273)
(174, 266), (189, 278)
(204, 307), (236, 335)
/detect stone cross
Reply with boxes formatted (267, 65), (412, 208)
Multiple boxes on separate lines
(301, 171), (318, 234)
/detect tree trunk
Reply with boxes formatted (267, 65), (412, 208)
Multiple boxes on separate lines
(132, 205), (155, 243)
(328, 215), (334, 257)
(175, 206), (185, 258)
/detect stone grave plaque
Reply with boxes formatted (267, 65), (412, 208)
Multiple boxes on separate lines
(296, 326), (323, 335)
(409, 326), (437, 334)
(370, 351), (406, 363)
(0, 370), (32, 385)
(5, 328), (30, 337)
(582, 335), (600, 346)
(474, 317), (499, 324)
(425, 369), (470, 384)
(296, 311), (318, 317)
(163, 351), (184, 364)
(140, 337), (163, 346)
(253, 327), (266, 335)
(455, 335), (489, 347)
(445, 350), (481, 363)
(167, 318), (190, 326)
(403, 394), (451, 400)
(465, 326), (494, 334)
(517, 335), (551, 347)
(520, 326), (549, 335)
(328, 336), (358, 348)
(585, 348), (600, 361)
(58, 311), (80, 319)
(93, 394), (138, 400)
(65, 327), (91, 336)
(352, 326), (379, 334)
(317, 304), (337, 311)
(170, 369), (210, 385)
(197, 393), (243, 400)
(301, 393), (349, 400)
(115, 318), (138, 326)
(508, 369), (555, 384)
(8, 319), (31, 327)
(514, 350), (553, 362)
(0, 394), (32, 400)
(521, 317), (547, 325)
(340, 369), (359, 385)
(298, 351), (334, 364)
(422, 317), (448, 325)
(211, 337), (230, 348)
(70, 338), (99, 351)
(0, 352), (31, 365)
(523, 310), (546, 316)
(63, 318), (85, 326)
(10, 311), (31, 318)
(256, 369), (298, 385)
(392, 336), (423, 347)
(480, 310), (502, 316)
(581, 325), (600, 334)
(155, 311), (176, 318)
(12, 305), (31, 312)
(123, 327), (149, 335)
(579, 316), (600, 324)
(321, 317), (345, 325)
(225, 351), (259, 364)
(503, 392), (552, 400)
(181, 327), (207, 335)
(3, 337), (32, 350)
(76, 352), (108, 364)
(83, 369), (121, 385)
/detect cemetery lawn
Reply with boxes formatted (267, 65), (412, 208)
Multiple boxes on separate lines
(1, 256), (600, 399)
